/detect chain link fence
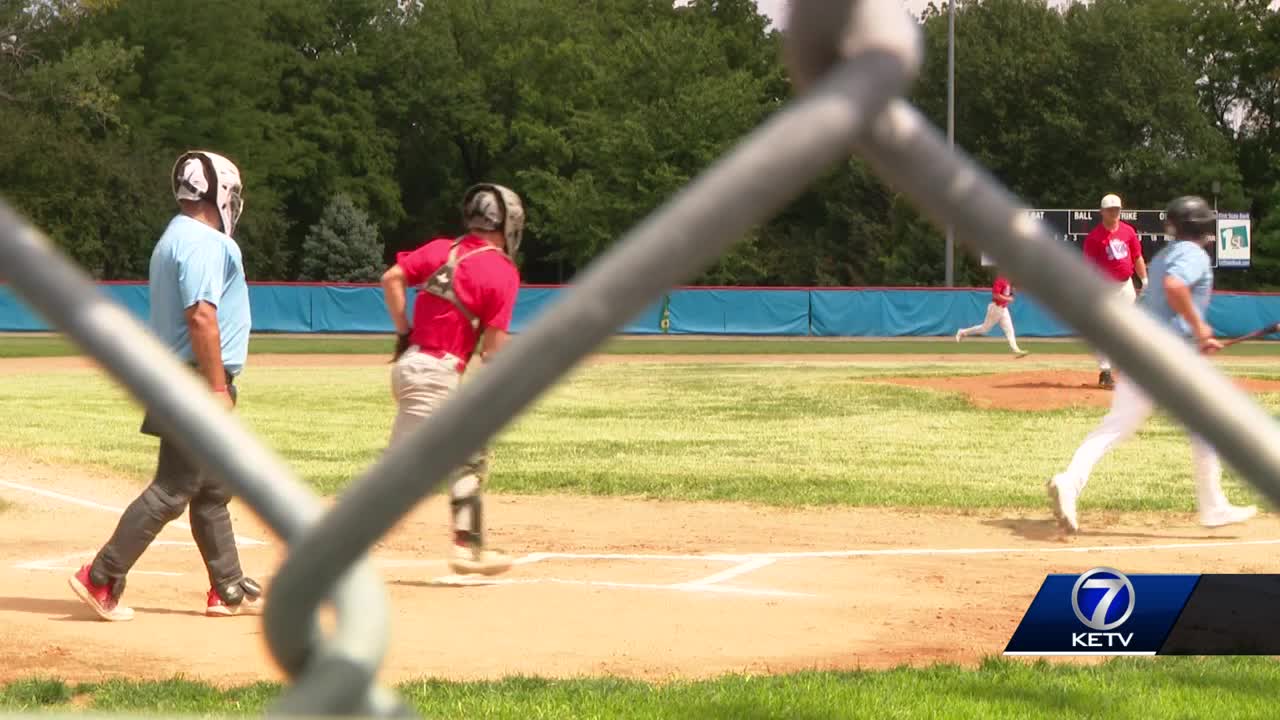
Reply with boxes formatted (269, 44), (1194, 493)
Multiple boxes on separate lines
(3, 0), (1280, 715)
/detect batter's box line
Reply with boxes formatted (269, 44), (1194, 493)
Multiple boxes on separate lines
(389, 554), (811, 598)
(14, 539), (265, 576)
(424, 575), (813, 598)
(0, 479), (267, 546)
(513, 536), (1280, 563)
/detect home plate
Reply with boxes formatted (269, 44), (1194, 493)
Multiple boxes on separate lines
(426, 574), (532, 587)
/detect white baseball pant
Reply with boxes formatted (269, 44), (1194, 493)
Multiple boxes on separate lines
(957, 302), (1023, 352)
(1096, 279), (1138, 371)
(1057, 375), (1236, 516)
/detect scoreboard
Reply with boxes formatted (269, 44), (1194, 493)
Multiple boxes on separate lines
(981, 209), (1252, 270)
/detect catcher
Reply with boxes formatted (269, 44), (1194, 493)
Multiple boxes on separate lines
(1046, 196), (1256, 533)
(379, 184), (523, 576)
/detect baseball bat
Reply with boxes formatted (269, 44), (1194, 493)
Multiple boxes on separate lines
(1220, 321), (1280, 348)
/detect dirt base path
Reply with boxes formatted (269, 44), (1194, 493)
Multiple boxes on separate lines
(2, 455), (1278, 687)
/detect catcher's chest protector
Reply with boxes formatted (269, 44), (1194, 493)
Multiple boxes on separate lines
(418, 239), (500, 332)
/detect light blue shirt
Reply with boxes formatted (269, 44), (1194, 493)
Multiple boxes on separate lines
(1139, 240), (1213, 340)
(148, 215), (251, 375)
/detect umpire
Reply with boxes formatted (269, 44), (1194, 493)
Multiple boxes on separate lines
(68, 150), (264, 621)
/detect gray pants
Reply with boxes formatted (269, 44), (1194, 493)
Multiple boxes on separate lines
(389, 348), (489, 545)
(90, 373), (246, 600)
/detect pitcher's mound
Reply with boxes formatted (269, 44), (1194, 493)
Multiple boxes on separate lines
(882, 370), (1280, 411)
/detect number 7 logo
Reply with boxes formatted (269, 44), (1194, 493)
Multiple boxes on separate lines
(1071, 568), (1136, 631)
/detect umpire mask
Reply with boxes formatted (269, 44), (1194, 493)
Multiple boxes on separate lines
(462, 183), (525, 260)
(172, 150), (245, 238)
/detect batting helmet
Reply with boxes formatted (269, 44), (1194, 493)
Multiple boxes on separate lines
(172, 150), (244, 238)
(1164, 195), (1216, 243)
(462, 183), (525, 260)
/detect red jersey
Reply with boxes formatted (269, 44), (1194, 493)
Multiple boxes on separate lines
(992, 277), (1012, 308)
(395, 235), (520, 367)
(1082, 221), (1142, 282)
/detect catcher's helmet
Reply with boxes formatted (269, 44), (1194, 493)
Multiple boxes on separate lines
(462, 183), (524, 260)
(1164, 195), (1216, 242)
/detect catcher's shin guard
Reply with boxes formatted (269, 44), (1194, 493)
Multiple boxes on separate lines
(450, 472), (484, 546)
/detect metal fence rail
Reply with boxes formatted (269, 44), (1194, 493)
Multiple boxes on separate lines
(2, 0), (1279, 715)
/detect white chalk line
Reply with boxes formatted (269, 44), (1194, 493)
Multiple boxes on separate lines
(17, 542), (191, 577)
(678, 557), (776, 587)
(423, 573), (812, 598)
(504, 536), (1280, 563)
(380, 554), (800, 597)
(0, 478), (267, 546)
(7, 476), (1280, 598)
(15, 540), (259, 577)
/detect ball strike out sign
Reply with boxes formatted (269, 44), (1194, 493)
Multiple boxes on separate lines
(980, 209), (1251, 270)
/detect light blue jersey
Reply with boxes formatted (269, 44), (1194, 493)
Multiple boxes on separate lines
(1139, 240), (1213, 340)
(148, 215), (251, 375)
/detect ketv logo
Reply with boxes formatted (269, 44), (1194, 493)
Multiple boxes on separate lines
(1069, 568), (1135, 649)
(1004, 567), (1198, 656)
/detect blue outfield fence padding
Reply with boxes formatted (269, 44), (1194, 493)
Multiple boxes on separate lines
(809, 288), (1074, 337)
(1207, 293), (1280, 339)
(2, 284), (151, 330)
(510, 287), (664, 334)
(312, 285), (392, 333)
(667, 289), (809, 335)
(0, 284), (669, 335)
(2, 284), (1279, 338)
(249, 284), (314, 333)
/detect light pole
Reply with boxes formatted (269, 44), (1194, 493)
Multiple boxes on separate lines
(944, 0), (956, 286)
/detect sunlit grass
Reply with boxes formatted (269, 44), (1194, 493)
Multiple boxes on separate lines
(1, 361), (1275, 511)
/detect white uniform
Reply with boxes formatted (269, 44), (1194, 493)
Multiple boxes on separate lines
(956, 277), (1026, 355)
(1047, 238), (1256, 531)
(1095, 278), (1137, 372)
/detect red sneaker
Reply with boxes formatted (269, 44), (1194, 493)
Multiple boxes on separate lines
(67, 564), (133, 622)
(205, 588), (263, 617)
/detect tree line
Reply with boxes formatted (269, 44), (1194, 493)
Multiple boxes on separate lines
(2, 0), (1277, 288)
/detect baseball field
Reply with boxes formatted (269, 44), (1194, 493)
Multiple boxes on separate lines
(2, 335), (1280, 718)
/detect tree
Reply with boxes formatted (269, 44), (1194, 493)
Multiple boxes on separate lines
(1, 0), (1276, 288)
(300, 194), (385, 282)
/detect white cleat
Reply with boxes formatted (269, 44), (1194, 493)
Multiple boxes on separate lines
(955, 330), (963, 342)
(1200, 504), (1257, 529)
(1047, 475), (1079, 533)
(1015, 350), (1030, 358)
(449, 544), (513, 576)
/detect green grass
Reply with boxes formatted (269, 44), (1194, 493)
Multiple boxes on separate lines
(5, 334), (1280, 358)
(0, 335), (388, 357)
(2, 658), (1279, 718)
(2, 360), (1277, 510)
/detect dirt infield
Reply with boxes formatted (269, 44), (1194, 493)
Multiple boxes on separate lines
(3, 352), (1280, 687)
(882, 370), (1280, 411)
(2, 453), (1279, 686)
